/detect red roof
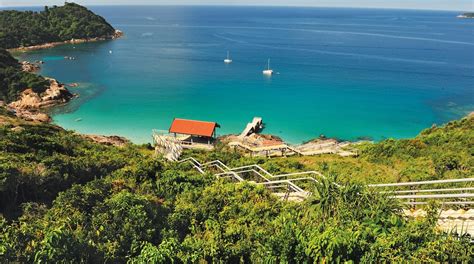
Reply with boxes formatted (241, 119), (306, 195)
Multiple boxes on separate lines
(169, 118), (219, 137)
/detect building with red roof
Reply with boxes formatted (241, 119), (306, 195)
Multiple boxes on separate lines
(168, 118), (220, 145)
(169, 118), (219, 138)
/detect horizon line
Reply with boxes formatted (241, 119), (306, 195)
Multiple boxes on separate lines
(0, 4), (470, 12)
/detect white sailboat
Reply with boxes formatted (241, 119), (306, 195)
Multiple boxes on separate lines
(262, 58), (273, 75)
(224, 51), (232, 64)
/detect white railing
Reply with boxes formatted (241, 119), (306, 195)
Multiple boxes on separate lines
(177, 157), (474, 206)
(178, 157), (330, 198)
(370, 178), (474, 205)
(369, 178), (474, 187)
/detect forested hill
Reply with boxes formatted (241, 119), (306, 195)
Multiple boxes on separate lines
(0, 3), (116, 49)
(0, 109), (473, 262)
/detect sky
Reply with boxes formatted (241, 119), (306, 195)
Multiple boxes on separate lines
(0, 0), (472, 11)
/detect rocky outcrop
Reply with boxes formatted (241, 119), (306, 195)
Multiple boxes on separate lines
(8, 78), (74, 123)
(80, 134), (130, 147)
(20, 60), (42, 72)
(112, 29), (124, 39)
(9, 78), (74, 110)
(9, 109), (51, 123)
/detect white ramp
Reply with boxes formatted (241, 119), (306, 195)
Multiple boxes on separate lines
(239, 117), (263, 138)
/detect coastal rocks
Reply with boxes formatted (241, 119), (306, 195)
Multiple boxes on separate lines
(11, 109), (51, 123)
(296, 138), (357, 156)
(8, 78), (74, 122)
(221, 133), (285, 148)
(112, 29), (124, 39)
(9, 78), (74, 110)
(20, 60), (42, 72)
(223, 131), (359, 157)
(9, 89), (42, 109)
(81, 134), (130, 147)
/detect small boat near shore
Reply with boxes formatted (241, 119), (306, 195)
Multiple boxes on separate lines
(262, 58), (273, 75)
(224, 51), (232, 64)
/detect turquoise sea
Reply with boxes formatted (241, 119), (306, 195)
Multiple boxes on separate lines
(15, 6), (474, 143)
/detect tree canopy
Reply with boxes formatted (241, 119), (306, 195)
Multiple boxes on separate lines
(0, 3), (115, 49)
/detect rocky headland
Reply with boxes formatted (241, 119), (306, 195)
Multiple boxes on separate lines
(7, 78), (75, 122)
(20, 60), (42, 72)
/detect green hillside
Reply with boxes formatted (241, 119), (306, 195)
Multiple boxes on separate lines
(0, 110), (472, 262)
(0, 49), (49, 102)
(0, 3), (115, 49)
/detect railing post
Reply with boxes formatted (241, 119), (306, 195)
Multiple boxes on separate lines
(284, 183), (290, 201)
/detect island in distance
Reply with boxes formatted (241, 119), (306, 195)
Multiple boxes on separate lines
(457, 12), (474, 18)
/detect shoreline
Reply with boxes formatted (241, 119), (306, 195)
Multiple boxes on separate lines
(3, 31), (142, 147)
(5, 30), (123, 124)
(7, 30), (123, 53)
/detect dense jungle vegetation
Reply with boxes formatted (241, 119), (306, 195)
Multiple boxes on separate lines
(0, 3), (115, 49)
(0, 110), (472, 262)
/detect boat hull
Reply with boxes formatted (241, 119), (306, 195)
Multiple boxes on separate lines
(263, 70), (273, 75)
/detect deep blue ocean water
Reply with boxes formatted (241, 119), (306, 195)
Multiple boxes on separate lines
(14, 6), (474, 143)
